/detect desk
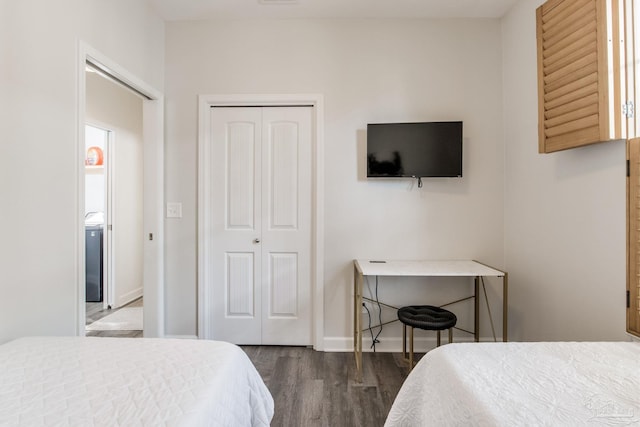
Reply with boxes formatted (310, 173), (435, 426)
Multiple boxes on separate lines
(353, 259), (508, 381)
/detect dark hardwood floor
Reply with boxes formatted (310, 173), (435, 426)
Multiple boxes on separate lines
(242, 346), (411, 427)
(84, 303), (412, 425)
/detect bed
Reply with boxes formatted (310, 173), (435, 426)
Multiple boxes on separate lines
(385, 342), (640, 426)
(0, 336), (273, 426)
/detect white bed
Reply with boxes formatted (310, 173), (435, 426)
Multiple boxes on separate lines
(385, 342), (640, 426)
(0, 336), (273, 426)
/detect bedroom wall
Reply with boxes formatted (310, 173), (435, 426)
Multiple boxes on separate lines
(0, 0), (164, 344)
(502, 0), (628, 341)
(164, 19), (506, 346)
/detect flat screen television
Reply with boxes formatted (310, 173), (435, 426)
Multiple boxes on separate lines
(366, 121), (463, 178)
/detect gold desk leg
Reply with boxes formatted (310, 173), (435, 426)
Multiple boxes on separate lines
(409, 326), (414, 371)
(474, 276), (480, 342)
(353, 264), (363, 382)
(503, 272), (508, 342)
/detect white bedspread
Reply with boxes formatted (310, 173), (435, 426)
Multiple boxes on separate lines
(0, 337), (274, 426)
(385, 342), (640, 426)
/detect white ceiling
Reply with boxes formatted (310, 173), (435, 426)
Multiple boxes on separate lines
(148, 0), (520, 21)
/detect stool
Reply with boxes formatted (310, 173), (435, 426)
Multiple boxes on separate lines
(397, 305), (457, 370)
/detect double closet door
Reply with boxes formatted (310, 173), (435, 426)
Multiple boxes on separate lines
(210, 106), (312, 345)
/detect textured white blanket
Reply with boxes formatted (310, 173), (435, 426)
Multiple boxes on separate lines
(386, 342), (640, 426)
(0, 337), (273, 426)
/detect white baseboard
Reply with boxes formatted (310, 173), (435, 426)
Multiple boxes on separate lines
(323, 335), (491, 352)
(117, 287), (143, 308)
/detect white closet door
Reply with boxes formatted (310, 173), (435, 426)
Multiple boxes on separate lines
(210, 106), (312, 345)
(260, 107), (312, 345)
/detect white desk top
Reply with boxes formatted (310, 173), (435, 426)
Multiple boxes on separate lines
(354, 259), (505, 277)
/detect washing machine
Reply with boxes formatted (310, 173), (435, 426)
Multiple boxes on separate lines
(85, 213), (104, 302)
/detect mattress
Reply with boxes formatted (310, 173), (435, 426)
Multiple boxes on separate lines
(0, 337), (274, 426)
(385, 341), (640, 426)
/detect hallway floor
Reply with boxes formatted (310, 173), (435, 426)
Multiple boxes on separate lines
(85, 297), (143, 338)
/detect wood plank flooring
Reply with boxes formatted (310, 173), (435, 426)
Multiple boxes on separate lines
(84, 302), (412, 425)
(242, 346), (411, 427)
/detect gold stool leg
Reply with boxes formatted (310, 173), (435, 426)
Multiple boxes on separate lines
(449, 328), (453, 344)
(437, 330), (441, 347)
(409, 326), (414, 371)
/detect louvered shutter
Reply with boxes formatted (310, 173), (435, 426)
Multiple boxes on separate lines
(537, 0), (623, 153)
(628, 138), (640, 337)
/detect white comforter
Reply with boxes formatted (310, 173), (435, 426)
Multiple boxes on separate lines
(0, 337), (273, 426)
(386, 342), (640, 426)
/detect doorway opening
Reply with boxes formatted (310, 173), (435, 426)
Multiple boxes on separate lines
(83, 117), (144, 336)
(77, 42), (164, 338)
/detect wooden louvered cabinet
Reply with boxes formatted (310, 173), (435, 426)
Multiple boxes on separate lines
(536, 0), (639, 153)
(628, 138), (640, 337)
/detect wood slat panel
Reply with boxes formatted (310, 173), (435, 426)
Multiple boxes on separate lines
(541, 0), (572, 16)
(543, 40), (598, 74)
(544, 73), (598, 103)
(544, 61), (597, 94)
(543, 12), (597, 51)
(545, 81), (598, 110)
(543, 20), (597, 58)
(543, 25), (596, 61)
(545, 93), (599, 120)
(544, 104), (599, 128)
(537, 0), (615, 153)
(537, 5), (547, 153)
(544, 125), (600, 151)
(542, 0), (592, 32)
(545, 114), (599, 137)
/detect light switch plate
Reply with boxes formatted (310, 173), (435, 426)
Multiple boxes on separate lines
(166, 202), (182, 218)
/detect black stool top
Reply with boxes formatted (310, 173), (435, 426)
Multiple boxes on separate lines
(397, 305), (457, 330)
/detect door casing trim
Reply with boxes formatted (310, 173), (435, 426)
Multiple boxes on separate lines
(197, 94), (325, 350)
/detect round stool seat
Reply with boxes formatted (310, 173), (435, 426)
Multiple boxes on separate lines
(397, 305), (457, 331)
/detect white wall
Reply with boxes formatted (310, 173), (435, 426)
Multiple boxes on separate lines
(164, 19), (505, 345)
(0, 0), (163, 344)
(3, 2), (619, 346)
(86, 72), (144, 308)
(502, 0), (627, 341)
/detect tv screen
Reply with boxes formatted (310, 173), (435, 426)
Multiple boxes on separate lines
(366, 121), (463, 178)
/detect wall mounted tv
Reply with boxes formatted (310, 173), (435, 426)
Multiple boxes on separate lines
(366, 121), (463, 179)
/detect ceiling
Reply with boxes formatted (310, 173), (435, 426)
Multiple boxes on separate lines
(148, 0), (520, 21)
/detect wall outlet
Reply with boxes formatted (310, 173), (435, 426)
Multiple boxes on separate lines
(166, 202), (182, 218)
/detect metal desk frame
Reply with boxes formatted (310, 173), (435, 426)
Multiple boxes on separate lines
(353, 259), (508, 381)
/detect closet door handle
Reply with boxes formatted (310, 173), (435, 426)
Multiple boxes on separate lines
(254, 238), (261, 244)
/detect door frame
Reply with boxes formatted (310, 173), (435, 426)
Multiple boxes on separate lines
(77, 41), (165, 337)
(197, 94), (325, 350)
